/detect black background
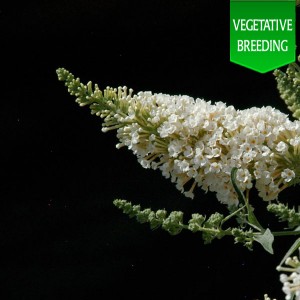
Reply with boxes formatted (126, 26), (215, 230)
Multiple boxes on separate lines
(2, 1), (300, 299)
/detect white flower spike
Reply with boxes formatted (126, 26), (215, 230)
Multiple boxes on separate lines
(57, 68), (300, 207)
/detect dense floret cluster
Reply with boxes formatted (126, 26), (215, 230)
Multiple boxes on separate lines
(109, 90), (300, 205)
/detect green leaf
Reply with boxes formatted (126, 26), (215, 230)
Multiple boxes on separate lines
(246, 207), (264, 232)
(253, 228), (274, 254)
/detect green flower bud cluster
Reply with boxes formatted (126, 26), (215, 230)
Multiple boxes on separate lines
(267, 203), (300, 230)
(274, 55), (300, 119)
(232, 228), (254, 250)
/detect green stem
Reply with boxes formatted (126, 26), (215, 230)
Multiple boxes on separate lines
(221, 205), (246, 226)
(230, 168), (263, 231)
(183, 224), (232, 236)
(272, 230), (300, 237)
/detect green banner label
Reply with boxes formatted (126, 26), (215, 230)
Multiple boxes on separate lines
(230, 0), (296, 73)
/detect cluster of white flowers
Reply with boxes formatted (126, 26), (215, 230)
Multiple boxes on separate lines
(277, 252), (300, 300)
(100, 87), (300, 206)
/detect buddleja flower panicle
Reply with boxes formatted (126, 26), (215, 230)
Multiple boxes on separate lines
(57, 67), (300, 207)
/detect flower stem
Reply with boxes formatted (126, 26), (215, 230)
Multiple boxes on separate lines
(272, 230), (300, 237)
